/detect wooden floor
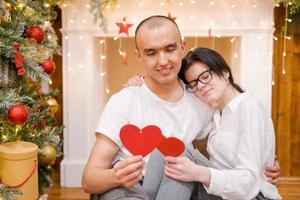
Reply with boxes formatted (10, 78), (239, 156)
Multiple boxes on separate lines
(45, 179), (300, 200)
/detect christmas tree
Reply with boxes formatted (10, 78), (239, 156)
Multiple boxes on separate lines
(0, 0), (67, 199)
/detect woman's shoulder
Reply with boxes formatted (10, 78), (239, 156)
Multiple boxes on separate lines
(238, 92), (266, 116)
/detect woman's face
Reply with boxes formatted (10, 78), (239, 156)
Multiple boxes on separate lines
(184, 62), (229, 104)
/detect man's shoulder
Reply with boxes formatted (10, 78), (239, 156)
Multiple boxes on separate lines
(186, 91), (211, 108)
(109, 86), (144, 103)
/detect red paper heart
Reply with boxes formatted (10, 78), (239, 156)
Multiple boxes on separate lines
(157, 137), (185, 157)
(120, 124), (164, 157)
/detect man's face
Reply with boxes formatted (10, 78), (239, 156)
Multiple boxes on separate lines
(135, 22), (184, 85)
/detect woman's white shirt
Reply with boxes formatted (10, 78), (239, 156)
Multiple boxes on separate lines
(206, 92), (281, 200)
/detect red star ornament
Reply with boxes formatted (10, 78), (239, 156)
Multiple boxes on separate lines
(168, 12), (176, 21)
(116, 17), (133, 36)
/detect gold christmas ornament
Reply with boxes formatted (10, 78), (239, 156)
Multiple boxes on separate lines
(46, 97), (59, 115)
(39, 144), (57, 166)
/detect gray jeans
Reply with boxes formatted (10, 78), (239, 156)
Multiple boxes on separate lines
(89, 182), (149, 200)
(143, 148), (222, 200)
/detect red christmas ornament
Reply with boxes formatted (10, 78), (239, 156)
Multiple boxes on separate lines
(26, 26), (44, 43)
(8, 105), (29, 125)
(41, 59), (56, 74)
(115, 17), (133, 36)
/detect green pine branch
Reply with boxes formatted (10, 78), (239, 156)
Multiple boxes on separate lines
(0, 184), (22, 200)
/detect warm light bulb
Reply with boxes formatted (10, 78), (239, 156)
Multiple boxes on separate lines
(231, 4), (236, 8)
(82, 19), (87, 24)
(282, 69), (286, 74)
(117, 4), (121, 8)
(283, 51), (286, 57)
(234, 53), (238, 58)
(64, 35), (69, 40)
(106, 87), (110, 93)
(99, 40), (105, 44)
(44, 21), (51, 26)
(17, 3), (26, 9)
(100, 72), (106, 77)
(273, 36), (278, 41)
(252, 4), (257, 8)
(160, 2), (165, 6)
(49, 79), (53, 85)
(69, 19), (74, 23)
(190, 0), (196, 4)
(2, 135), (7, 140)
(67, 53), (71, 58)
(210, 1), (215, 6)
(179, 2), (183, 6)
(79, 36), (83, 40)
(68, 67), (72, 71)
(86, 4), (90, 8)
(101, 55), (106, 59)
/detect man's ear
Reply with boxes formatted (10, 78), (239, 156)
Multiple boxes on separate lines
(134, 49), (142, 61)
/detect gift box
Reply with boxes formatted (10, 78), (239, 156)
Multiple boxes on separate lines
(0, 141), (38, 200)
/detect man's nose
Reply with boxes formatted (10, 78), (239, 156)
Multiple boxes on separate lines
(157, 52), (168, 66)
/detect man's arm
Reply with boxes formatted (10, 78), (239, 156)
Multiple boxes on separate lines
(81, 134), (144, 193)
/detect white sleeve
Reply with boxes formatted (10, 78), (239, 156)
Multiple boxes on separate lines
(206, 108), (266, 200)
(95, 90), (131, 147)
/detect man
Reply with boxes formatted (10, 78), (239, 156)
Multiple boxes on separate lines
(81, 15), (279, 199)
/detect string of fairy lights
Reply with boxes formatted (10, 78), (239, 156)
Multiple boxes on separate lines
(61, 0), (293, 93)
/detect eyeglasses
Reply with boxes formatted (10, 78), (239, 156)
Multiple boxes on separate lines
(186, 69), (213, 93)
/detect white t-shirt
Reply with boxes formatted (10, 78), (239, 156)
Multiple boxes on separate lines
(207, 92), (281, 200)
(96, 81), (213, 172)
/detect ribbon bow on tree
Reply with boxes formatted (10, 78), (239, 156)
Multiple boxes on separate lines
(12, 43), (25, 76)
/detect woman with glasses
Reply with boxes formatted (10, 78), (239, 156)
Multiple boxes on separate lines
(125, 47), (281, 200)
(150, 47), (280, 200)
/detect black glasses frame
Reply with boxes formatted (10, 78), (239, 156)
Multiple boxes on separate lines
(186, 69), (213, 93)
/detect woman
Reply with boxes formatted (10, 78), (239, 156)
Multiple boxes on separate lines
(126, 47), (281, 200)
(143, 47), (281, 200)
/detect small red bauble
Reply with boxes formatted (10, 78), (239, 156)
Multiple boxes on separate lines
(26, 26), (44, 43)
(41, 59), (56, 74)
(7, 105), (29, 125)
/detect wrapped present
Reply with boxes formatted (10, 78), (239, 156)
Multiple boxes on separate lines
(0, 141), (38, 200)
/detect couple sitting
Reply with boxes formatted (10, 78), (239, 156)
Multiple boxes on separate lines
(81, 15), (281, 200)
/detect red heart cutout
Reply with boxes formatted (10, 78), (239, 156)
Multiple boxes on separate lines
(120, 124), (164, 157)
(157, 137), (185, 157)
